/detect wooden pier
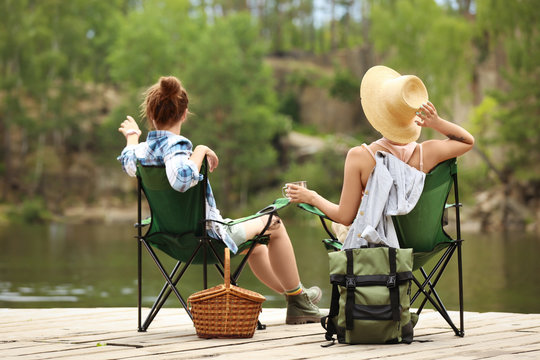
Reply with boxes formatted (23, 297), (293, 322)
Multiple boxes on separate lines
(1, 308), (539, 359)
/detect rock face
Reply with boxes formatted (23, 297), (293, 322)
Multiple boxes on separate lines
(266, 52), (368, 135)
(298, 86), (363, 133)
(473, 180), (540, 233)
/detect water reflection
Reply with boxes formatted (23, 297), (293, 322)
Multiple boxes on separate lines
(0, 219), (539, 313)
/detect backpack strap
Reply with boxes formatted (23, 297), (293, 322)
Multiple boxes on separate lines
(345, 249), (355, 330)
(388, 247), (401, 321)
(321, 283), (340, 341)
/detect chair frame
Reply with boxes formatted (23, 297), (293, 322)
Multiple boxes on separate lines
(134, 163), (277, 332)
(302, 159), (465, 337)
(407, 169), (464, 337)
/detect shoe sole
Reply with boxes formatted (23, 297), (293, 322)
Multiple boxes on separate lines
(286, 316), (322, 325)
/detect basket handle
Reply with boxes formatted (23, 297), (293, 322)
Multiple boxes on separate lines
(224, 247), (230, 289)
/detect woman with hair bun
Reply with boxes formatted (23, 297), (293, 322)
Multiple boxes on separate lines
(117, 76), (323, 325)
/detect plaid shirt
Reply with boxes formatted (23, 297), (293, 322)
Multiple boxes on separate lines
(118, 130), (238, 253)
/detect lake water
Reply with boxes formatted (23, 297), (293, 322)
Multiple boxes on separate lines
(1, 218), (539, 313)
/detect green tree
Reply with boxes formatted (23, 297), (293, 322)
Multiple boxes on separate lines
(181, 14), (289, 210)
(369, 0), (474, 113)
(474, 0), (540, 181)
(103, 0), (202, 156)
(0, 0), (125, 206)
(107, 8), (289, 211)
(107, 0), (201, 88)
(0, 0), (30, 201)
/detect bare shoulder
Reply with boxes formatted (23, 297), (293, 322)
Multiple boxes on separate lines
(347, 145), (365, 157)
(347, 145), (374, 165)
(346, 145), (376, 182)
(420, 138), (472, 171)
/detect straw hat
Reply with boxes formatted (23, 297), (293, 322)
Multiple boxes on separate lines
(360, 65), (428, 144)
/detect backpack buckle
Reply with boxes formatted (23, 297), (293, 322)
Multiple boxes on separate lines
(386, 274), (397, 288)
(345, 276), (356, 288)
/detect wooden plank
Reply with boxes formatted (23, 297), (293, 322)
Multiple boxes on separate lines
(2, 308), (540, 359)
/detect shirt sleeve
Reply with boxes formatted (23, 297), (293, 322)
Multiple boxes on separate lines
(164, 140), (204, 192)
(117, 145), (138, 177)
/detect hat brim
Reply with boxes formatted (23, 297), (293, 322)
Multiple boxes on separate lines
(360, 66), (422, 144)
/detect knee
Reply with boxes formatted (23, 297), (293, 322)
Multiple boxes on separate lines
(250, 243), (266, 256)
(268, 215), (283, 231)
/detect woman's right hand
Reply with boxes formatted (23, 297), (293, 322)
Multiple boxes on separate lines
(286, 184), (315, 204)
(118, 115), (141, 138)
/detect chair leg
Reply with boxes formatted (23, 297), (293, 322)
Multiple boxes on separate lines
(137, 178), (144, 332)
(417, 267), (448, 314)
(232, 240), (259, 283)
(454, 171), (465, 336)
(412, 276), (462, 336)
(203, 240), (208, 289)
(141, 236), (268, 332)
(457, 240), (465, 337)
(205, 238), (244, 285)
(138, 238), (143, 332)
(140, 239), (204, 331)
(411, 246), (454, 305)
(142, 261), (184, 331)
(412, 244), (463, 337)
(416, 246), (455, 313)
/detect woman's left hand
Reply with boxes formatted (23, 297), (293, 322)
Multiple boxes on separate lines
(415, 101), (440, 128)
(205, 148), (219, 172)
(286, 184), (315, 204)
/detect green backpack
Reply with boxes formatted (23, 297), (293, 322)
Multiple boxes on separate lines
(322, 247), (415, 344)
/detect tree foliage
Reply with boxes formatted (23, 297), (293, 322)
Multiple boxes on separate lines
(178, 14), (290, 208)
(107, 5), (289, 209)
(0, 0), (125, 205)
(1, 0), (538, 219)
(474, 0), (540, 180)
(369, 0), (474, 113)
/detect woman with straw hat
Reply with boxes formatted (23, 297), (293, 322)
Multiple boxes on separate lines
(286, 65), (474, 228)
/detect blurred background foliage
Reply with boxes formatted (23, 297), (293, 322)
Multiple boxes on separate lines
(0, 0), (538, 228)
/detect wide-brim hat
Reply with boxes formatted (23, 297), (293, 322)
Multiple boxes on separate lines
(360, 65), (428, 144)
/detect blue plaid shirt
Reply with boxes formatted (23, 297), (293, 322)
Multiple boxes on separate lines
(118, 130), (238, 253)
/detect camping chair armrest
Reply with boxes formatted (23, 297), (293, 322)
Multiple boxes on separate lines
(204, 197), (291, 227)
(323, 238), (343, 251)
(297, 203), (333, 221)
(297, 203), (339, 242)
(135, 216), (152, 228)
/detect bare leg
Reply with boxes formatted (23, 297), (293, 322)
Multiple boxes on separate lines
(241, 215), (322, 325)
(247, 245), (285, 293)
(242, 215), (301, 292)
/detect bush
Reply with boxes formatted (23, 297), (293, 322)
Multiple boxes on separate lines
(7, 198), (52, 224)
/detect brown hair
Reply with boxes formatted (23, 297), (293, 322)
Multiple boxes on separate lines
(141, 76), (189, 129)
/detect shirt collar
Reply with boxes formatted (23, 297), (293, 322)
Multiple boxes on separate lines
(146, 130), (175, 140)
(146, 130), (190, 142)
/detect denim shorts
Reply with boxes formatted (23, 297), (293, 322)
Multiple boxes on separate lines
(224, 218), (248, 246)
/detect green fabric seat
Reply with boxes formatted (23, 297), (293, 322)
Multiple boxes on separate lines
(134, 159), (289, 332)
(392, 158), (457, 269)
(299, 158), (464, 337)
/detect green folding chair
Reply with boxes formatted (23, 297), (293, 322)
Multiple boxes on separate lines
(134, 158), (289, 332)
(299, 158), (464, 337)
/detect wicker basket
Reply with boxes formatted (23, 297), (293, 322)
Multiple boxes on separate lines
(187, 248), (266, 338)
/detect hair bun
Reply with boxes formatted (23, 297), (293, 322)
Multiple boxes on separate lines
(159, 76), (181, 98)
